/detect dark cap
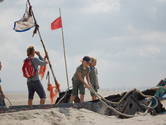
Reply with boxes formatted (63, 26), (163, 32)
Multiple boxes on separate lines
(82, 56), (91, 62)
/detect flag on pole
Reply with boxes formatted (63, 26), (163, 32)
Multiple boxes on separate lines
(51, 17), (62, 30)
(39, 65), (47, 80)
(13, 2), (35, 32)
(39, 56), (47, 80)
(46, 71), (58, 104)
(47, 83), (57, 104)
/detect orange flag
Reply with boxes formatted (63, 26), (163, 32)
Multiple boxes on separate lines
(39, 56), (47, 80)
(39, 65), (47, 80)
(47, 83), (56, 104)
(46, 71), (59, 104)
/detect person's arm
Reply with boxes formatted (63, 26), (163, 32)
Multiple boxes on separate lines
(77, 72), (90, 88)
(0, 86), (5, 98)
(34, 51), (47, 66)
(95, 68), (99, 89)
(38, 55), (45, 61)
(34, 58), (47, 66)
(86, 72), (91, 85)
(35, 51), (48, 61)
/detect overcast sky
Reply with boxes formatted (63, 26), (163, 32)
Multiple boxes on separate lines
(0, 0), (166, 92)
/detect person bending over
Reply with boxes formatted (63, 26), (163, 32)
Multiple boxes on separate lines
(70, 56), (91, 103)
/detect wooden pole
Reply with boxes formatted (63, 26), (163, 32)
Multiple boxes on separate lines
(59, 8), (70, 90)
(27, 0), (60, 92)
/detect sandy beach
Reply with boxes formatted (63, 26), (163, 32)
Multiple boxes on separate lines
(0, 90), (166, 125)
(1, 0), (166, 124)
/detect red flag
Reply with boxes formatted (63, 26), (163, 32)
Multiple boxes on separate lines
(51, 17), (62, 30)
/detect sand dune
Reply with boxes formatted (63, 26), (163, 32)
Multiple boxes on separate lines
(1, 90), (166, 125)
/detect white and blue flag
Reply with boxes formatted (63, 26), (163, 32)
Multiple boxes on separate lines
(13, 2), (35, 32)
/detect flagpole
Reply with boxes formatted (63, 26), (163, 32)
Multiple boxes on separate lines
(27, 0), (60, 92)
(59, 8), (70, 90)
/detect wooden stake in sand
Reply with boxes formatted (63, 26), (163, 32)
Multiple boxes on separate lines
(27, 0), (60, 92)
(51, 8), (70, 90)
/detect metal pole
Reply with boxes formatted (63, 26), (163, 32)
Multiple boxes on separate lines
(27, 0), (60, 92)
(59, 8), (70, 90)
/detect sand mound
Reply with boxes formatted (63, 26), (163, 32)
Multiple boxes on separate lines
(0, 107), (166, 125)
(0, 108), (113, 125)
(1, 91), (166, 125)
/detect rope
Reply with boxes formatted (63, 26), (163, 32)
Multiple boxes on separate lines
(135, 90), (153, 98)
(55, 89), (68, 105)
(88, 87), (158, 118)
(5, 97), (12, 106)
(55, 87), (73, 105)
(90, 88), (148, 105)
(151, 96), (159, 109)
(93, 89), (136, 105)
(56, 86), (156, 118)
(88, 87), (135, 118)
(138, 101), (152, 116)
(138, 96), (160, 116)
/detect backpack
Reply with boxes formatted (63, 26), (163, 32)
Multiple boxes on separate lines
(22, 58), (36, 78)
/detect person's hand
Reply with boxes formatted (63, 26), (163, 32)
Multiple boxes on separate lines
(85, 83), (91, 89)
(44, 51), (48, 59)
(35, 51), (41, 56)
